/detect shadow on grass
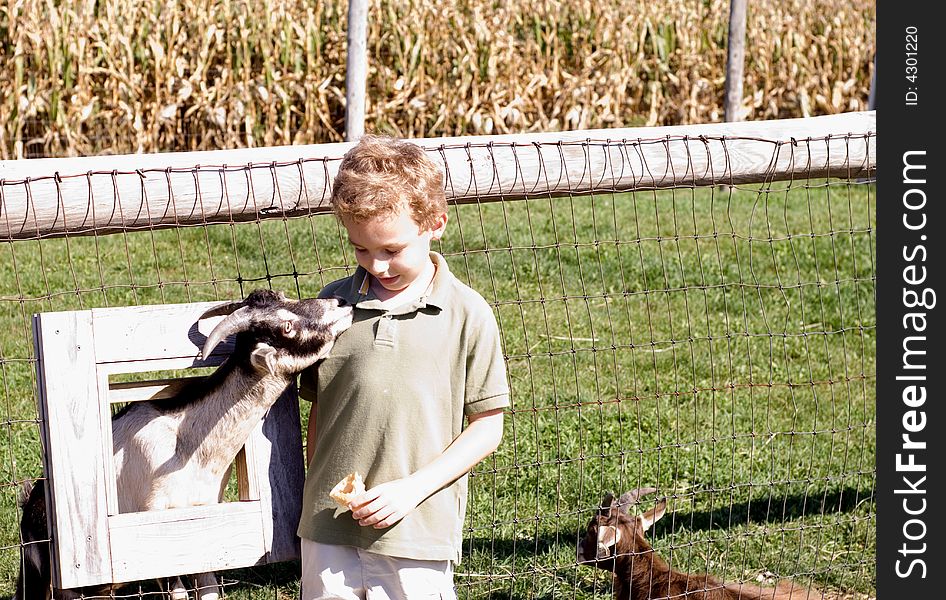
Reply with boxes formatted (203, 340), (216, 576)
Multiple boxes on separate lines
(466, 485), (872, 560)
(217, 486), (872, 599)
(651, 484), (874, 538)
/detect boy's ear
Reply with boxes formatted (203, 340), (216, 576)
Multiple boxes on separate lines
(429, 212), (448, 240)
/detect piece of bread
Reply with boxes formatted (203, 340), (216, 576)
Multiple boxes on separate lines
(329, 471), (365, 510)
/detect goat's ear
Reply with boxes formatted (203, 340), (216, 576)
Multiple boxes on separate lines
(597, 524), (621, 550)
(250, 343), (279, 375)
(599, 493), (617, 518)
(638, 498), (668, 532)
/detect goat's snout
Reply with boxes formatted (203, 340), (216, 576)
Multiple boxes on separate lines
(576, 543), (599, 564)
(577, 524), (617, 566)
(576, 546), (610, 564)
(295, 296), (352, 327)
(308, 298), (353, 339)
(323, 298), (353, 322)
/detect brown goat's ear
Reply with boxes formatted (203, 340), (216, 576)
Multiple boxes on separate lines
(639, 498), (668, 532)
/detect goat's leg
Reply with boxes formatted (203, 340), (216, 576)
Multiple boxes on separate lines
(193, 571), (220, 600)
(165, 575), (189, 600)
(12, 547), (48, 600)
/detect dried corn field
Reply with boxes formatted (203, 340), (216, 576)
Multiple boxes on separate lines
(0, 0), (875, 159)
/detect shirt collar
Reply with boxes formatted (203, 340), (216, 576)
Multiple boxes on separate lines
(424, 252), (452, 309)
(337, 252), (452, 313)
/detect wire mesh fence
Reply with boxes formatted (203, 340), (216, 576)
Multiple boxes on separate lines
(0, 116), (875, 599)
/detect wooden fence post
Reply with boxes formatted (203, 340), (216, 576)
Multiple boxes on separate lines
(724, 0), (748, 122)
(345, 0), (369, 141)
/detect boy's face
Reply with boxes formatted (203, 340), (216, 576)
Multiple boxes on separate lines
(341, 207), (448, 295)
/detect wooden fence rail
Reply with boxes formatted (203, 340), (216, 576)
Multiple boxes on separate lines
(0, 112), (875, 241)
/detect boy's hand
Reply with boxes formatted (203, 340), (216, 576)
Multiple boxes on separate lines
(349, 479), (425, 529)
(348, 409), (504, 529)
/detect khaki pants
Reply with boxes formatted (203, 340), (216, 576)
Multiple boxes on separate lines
(300, 538), (457, 600)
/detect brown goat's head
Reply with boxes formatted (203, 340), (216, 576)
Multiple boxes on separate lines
(577, 488), (668, 570)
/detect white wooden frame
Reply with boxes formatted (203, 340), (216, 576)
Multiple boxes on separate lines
(32, 301), (305, 589)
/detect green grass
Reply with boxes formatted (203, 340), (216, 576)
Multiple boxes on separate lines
(0, 180), (875, 599)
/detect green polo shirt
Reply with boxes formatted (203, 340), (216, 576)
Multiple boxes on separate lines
(296, 252), (510, 562)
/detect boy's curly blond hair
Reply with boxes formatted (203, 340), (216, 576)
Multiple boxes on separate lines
(330, 135), (446, 231)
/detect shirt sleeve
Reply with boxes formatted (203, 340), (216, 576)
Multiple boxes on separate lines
(463, 305), (511, 416)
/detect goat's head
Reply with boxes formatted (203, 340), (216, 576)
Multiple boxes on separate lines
(200, 289), (353, 377)
(577, 488), (667, 570)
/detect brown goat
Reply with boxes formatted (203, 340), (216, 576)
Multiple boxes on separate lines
(577, 489), (822, 600)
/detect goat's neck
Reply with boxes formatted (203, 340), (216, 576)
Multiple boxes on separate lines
(612, 535), (808, 600)
(176, 371), (292, 474)
(611, 537), (658, 600)
(613, 537), (729, 600)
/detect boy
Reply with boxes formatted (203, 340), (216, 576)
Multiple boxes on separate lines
(297, 135), (509, 599)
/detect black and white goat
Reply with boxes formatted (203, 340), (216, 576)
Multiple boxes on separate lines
(578, 489), (821, 600)
(15, 289), (353, 600)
